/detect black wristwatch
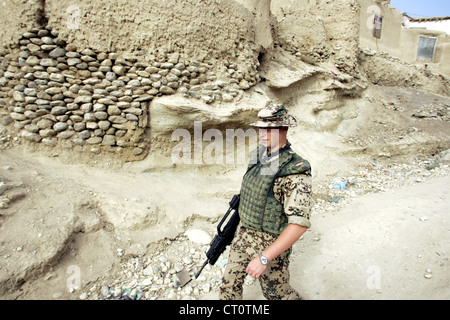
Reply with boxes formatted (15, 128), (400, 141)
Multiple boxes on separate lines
(259, 253), (269, 265)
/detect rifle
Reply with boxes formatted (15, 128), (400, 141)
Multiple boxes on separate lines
(194, 194), (240, 279)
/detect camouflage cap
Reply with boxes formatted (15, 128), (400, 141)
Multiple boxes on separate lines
(251, 104), (298, 128)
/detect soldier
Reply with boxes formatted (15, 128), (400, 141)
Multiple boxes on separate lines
(219, 103), (312, 300)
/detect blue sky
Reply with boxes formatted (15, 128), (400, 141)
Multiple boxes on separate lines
(390, 0), (450, 17)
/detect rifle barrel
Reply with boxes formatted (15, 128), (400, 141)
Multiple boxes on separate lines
(195, 259), (209, 279)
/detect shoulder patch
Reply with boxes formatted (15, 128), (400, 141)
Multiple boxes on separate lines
(278, 153), (311, 177)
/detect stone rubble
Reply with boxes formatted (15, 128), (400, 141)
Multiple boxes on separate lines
(412, 103), (450, 121)
(314, 152), (450, 214)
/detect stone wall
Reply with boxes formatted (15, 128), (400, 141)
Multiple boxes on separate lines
(0, 0), (264, 160)
(0, 23), (258, 159)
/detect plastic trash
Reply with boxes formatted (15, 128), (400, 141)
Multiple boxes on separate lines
(216, 259), (228, 267)
(332, 180), (348, 190)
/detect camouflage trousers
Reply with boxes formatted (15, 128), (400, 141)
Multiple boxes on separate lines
(219, 226), (302, 300)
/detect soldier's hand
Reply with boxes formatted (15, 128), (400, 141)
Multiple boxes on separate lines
(245, 257), (267, 278)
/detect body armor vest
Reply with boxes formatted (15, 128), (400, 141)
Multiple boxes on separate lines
(239, 144), (311, 235)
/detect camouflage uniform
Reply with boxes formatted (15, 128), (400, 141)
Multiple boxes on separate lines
(220, 227), (300, 300)
(219, 104), (312, 300)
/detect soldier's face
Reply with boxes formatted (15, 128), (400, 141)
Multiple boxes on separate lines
(259, 128), (276, 147)
(259, 127), (288, 150)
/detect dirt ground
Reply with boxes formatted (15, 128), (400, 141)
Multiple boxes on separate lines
(0, 84), (449, 300)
